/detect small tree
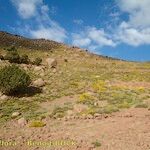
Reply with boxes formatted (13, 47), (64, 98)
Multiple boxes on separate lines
(4, 51), (20, 63)
(32, 58), (42, 66)
(20, 54), (30, 64)
(0, 65), (31, 95)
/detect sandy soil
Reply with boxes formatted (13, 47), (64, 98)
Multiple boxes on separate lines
(0, 108), (150, 150)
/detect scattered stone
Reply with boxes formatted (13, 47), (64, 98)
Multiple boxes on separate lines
(104, 115), (109, 118)
(63, 117), (68, 121)
(94, 102), (98, 106)
(40, 72), (45, 77)
(20, 64), (29, 71)
(73, 104), (88, 113)
(0, 95), (9, 100)
(57, 118), (62, 121)
(66, 110), (74, 116)
(87, 114), (93, 119)
(46, 58), (57, 68)
(94, 113), (101, 118)
(124, 113), (133, 118)
(12, 112), (21, 118)
(34, 66), (44, 72)
(18, 118), (27, 126)
(33, 78), (45, 87)
(52, 68), (57, 73)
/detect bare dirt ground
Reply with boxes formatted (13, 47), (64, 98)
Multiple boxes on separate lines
(0, 108), (150, 150)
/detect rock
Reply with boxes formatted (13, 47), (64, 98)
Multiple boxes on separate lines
(0, 95), (9, 100)
(12, 112), (21, 118)
(87, 114), (93, 119)
(18, 118), (27, 126)
(20, 64), (29, 71)
(94, 102), (98, 106)
(52, 68), (57, 73)
(33, 78), (45, 87)
(94, 113), (101, 118)
(124, 113), (133, 118)
(46, 58), (57, 68)
(66, 110), (74, 116)
(81, 114), (87, 119)
(34, 66), (44, 72)
(73, 104), (88, 113)
(40, 72), (45, 77)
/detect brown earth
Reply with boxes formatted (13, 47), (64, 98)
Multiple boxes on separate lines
(0, 108), (150, 150)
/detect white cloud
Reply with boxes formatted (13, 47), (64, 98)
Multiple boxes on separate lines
(87, 27), (116, 47)
(11, 0), (150, 48)
(72, 27), (116, 50)
(11, 0), (42, 19)
(72, 33), (91, 47)
(116, 22), (150, 46)
(11, 0), (67, 42)
(118, 0), (150, 28)
(115, 0), (150, 46)
(31, 24), (67, 43)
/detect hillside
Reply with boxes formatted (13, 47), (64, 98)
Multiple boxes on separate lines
(0, 31), (150, 150)
(0, 31), (62, 51)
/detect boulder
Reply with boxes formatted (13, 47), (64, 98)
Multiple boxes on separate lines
(34, 66), (44, 72)
(66, 110), (74, 116)
(12, 112), (21, 118)
(46, 58), (57, 68)
(33, 78), (45, 87)
(18, 118), (27, 126)
(0, 95), (9, 100)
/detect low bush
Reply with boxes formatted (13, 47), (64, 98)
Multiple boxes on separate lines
(32, 57), (42, 66)
(6, 46), (17, 52)
(29, 120), (46, 127)
(0, 65), (31, 95)
(20, 54), (30, 64)
(4, 51), (20, 64)
(92, 140), (101, 148)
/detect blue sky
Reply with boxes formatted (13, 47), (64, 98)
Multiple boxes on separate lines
(0, 0), (150, 61)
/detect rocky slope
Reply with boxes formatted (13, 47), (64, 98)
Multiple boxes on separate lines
(0, 31), (62, 50)
(0, 31), (150, 150)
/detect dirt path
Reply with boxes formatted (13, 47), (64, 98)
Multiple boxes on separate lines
(0, 108), (150, 150)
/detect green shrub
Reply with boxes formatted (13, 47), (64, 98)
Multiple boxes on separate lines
(135, 103), (148, 108)
(20, 54), (30, 64)
(29, 120), (46, 127)
(6, 46), (17, 52)
(32, 57), (42, 66)
(78, 93), (95, 105)
(0, 65), (31, 95)
(4, 51), (20, 63)
(92, 140), (101, 148)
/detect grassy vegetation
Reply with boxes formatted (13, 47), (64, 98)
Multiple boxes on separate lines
(29, 120), (46, 127)
(92, 140), (101, 148)
(0, 46), (150, 124)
